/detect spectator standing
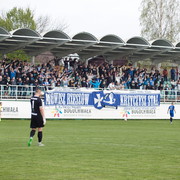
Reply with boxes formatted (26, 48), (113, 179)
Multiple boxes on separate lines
(170, 67), (175, 81)
(81, 77), (88, 87)
(89, 78), (101, 89)
(108, 81), (115, 90)
(10, 77), (16, 96)
(9, 68), (16, 79)
(163, 69), (168, 81)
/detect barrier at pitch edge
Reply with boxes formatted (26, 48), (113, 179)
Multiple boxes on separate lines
(0, 100), (179, 119)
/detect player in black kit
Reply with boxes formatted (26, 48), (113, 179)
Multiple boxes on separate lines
(28, 89), (46, 147)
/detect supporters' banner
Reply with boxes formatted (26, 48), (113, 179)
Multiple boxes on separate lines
(44, 90), (160, 109)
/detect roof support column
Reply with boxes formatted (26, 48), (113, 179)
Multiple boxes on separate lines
(157, 62), (161, 71)
(174, 60), (180, 80)
(152, 60), (162, 71)
(2, 53), (6, 59)
(31, 56), (35, 65)
(151, 60), (155, 67)
(132, 60), (138, 67)
(177, 64), (180, 81)
(85, 58), (89, 65)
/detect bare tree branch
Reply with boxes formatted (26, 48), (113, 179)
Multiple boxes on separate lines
(140, 0), (180, 42)
(35, 15), (69, 33)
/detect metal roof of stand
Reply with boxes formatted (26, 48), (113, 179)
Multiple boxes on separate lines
(0, 27), (180, 62)
(51, 32), (98, 57)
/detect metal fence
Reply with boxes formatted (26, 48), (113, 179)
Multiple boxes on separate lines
(0, 85), (179, 102)
(0, 85), (49, 100)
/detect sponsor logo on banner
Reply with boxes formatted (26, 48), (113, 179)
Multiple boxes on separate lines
(2, 106), (18, 112)
(64, 108), (91, 114)
(50, 105), (63, 117)
(63, 106), (92, 117)
(1, 106), (19, 118)
(131, 108), (156, 114)
(120, 109), (130, 118)
(48, 105), (92, 118)
(120, 107), (157, 118)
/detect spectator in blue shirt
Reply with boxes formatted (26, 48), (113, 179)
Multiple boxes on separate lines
(89, 78), (101, 89)
(170, 67), (175, 81)
(9, 68), (16, 79)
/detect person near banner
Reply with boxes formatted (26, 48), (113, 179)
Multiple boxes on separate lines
(28, 89), (46, 147)
(167, 102), (176, 124)
(89, 77), (101, 89)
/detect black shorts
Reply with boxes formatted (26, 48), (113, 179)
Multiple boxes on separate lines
(30, 115), (44, 128)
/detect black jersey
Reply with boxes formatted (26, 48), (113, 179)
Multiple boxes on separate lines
(30, 96), (42, 117)
(30, 96), (44, 128)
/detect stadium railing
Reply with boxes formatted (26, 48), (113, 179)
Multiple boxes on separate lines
(0, 85), (179, 102)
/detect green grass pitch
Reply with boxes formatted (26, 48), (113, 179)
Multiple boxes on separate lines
(0, 119), (180, 180)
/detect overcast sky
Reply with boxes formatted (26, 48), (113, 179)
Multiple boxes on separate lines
(0, 0), (142, 40)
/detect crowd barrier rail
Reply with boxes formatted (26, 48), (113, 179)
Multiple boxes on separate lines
(0, 85), (179, 103)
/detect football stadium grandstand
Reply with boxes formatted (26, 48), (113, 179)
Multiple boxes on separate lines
(0, 27), (180, 101)
(1, 26), (180, 180)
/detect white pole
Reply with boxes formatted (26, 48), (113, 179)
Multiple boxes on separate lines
(31, 56), (35, 65)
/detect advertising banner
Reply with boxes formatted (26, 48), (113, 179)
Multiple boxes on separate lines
(0, 101), (30, 119)
(1, 89), (178, 120)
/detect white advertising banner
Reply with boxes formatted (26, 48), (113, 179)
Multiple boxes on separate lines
(44, 104), (180, 120)
(1, 101), (31, 119)
(0, 100), (179, 120)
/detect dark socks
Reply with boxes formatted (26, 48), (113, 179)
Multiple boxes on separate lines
(170, 117), (172, 123)
(30, 130), (36, 138)
(38, 131), (43, 142)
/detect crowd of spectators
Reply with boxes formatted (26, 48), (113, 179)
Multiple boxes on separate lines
(0, 57), (179, 96)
